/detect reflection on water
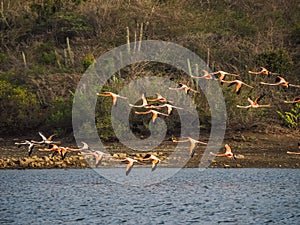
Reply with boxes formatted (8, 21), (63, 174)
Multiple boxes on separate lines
(0, 169), (299, 224)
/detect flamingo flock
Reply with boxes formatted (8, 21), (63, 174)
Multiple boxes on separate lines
(14, 133), (162, 175)
(14, 66), (300, 173)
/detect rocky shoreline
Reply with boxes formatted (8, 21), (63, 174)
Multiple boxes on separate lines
(0, 155), (87, 169)
(1, 130), (300, 169)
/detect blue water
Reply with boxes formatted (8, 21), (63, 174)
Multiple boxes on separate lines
(0, 168), (299, 224)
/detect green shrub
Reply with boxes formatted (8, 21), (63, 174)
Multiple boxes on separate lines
(256, 49), (293, 74)
(27, 41), (58, 66)
(82, 54), (95, 71)
(0, 53), (9, 64)
(50, 12), (93, 39)
(46, 97), (72, 134)
(41, 52), (57, 65)
(0, 80), (40, 133)
(277, 104), (300, 129)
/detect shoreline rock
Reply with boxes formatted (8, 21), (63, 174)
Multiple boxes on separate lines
(1, 131), (300, 169)
(1, 150), (300, 169)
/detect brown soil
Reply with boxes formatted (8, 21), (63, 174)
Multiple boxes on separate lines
(1, 128), (300, 169)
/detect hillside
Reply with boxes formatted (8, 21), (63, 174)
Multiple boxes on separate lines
(0, 0), (299, 138)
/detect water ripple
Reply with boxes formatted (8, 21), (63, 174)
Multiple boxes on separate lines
(0, 169), (300, 224)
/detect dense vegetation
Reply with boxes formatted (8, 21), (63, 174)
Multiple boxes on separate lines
(0, 0), (299, 138)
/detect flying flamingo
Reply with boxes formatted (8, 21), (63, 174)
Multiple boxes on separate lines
(261, 76), (300, 88)
(119, 157), (139, 175)
(39, 144), (68, 159)
(67, 142), (109, 167)
(172, 137), (207, 157)
(151, 103), (183, 115)
(80, 150), (107, 167)
(129, 93), (152, 108)
(287, 151), (300, 155)
(284, 96), (300, 104)
(31, 132), (59, 146)
(169, 83), (199, 94)
(210, 144), (244, 159)
(248, 66), (276, 76)
(222, 79), (253, 95)
(287, 143), (300, 155)
(139, 154), (161, 171)
(211, 70), (240, 84)
(97, 91), (127, 106)
(190, 70), (215, 79)
(147, 93), (172, 103)
(66, 141), (90, 152)
(260, 76), (289, 88)
(135, 109), (169, 123)
(237, 96), (271, 109)
(15, 140), (36, 156)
